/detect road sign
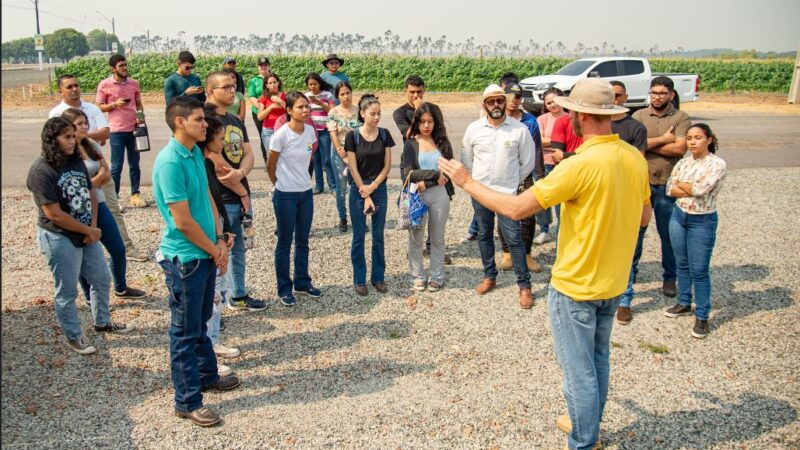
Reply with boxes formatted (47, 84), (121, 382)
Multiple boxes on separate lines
(34, 34), (44, 51)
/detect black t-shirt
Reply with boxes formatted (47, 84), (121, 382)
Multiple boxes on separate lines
(345, 128), (395, 183)
(211, 110), (251, 204)
(392, 102), (443, 142)
(612, 115), (648, 153)
(205, 158), (231, 233)
(27, 156), (93, 247)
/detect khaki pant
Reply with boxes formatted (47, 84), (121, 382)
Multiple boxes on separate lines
(101, 183), (135, 251)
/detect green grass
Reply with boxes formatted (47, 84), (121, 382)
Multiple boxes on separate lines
(639, 342), (669, 354)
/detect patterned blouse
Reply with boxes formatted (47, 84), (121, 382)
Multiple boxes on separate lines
(326, 106), (361, 147)
(667, 152), (727, 214)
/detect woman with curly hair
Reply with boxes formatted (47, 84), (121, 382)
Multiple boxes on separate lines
(28, 117), (134, 355)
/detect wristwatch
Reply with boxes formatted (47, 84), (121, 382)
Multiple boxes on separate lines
(216, 234), (226, 242)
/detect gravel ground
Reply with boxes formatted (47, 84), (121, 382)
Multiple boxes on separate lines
(2, 168), (799, 449)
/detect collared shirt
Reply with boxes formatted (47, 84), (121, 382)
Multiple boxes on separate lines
(164, 72), (205, 104)
(632, 104), (692, 185)
(531, 134), (651, 300)
(667, 152), (727, 214)
(96, 76), (141, 133)
(461, 116), (534, 194)
(152, 137), (215, 263)
(49, 100), (109, 135)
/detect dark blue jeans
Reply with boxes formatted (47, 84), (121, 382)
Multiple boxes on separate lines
(619, 226), (648, 308)
(650, 184), (677, 282)
(468, 215), (478, 236)
(312, 130), (336, 192)
(272, 189), (314, 297)
(537, 164), (555, 233)
(159, 257), (219, 413)
(472, 198), (531, 289)
(80, 202), (127, 297)
(349, 181), (387, 286)
(109, 132), (140, 196)
(669, 208), (718, 320)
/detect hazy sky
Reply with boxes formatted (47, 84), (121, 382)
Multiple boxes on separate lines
(2, 0), (798, 52)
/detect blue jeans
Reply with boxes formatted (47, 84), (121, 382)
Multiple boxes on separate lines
(548, 286), (620, 450)
(472, 198), (531, 288)
(349, 181), (387, 286)
(80, 202), (126, 297)
(273, 189), (314, 297)
(109, 131), (140, 196)
(331, 144), (349, 220)
(37, 227), (111, 341)
(312, 130), (336, 192)
(223, 203), (250, 298)
(669, 208), (718, 320)
(159, 257), (219, 413)
(468, 215), (478, 236)
(537, 164), (555, 233)
(207, 269), (232, 345)
(651, 184), (677, 282)
(619, 226), (648, 308)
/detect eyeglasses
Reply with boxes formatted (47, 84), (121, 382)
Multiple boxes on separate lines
(182, 65), (194, 70)
(212, 85), (236, 92)
(649, 91), (671, 97)
(614, 93), (624, 99)
(484, 98), (506, 107)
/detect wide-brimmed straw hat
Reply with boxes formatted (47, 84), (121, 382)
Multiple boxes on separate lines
(554, 79), (628, 115)
(482, 84), (506, 102)
(322, 54), (345, 67)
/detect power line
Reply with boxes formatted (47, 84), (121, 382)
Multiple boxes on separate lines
(2, 2), (101, 27)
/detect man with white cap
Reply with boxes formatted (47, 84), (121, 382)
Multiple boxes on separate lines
(461, 84), (534, 308)
(441, 79), (651, 450)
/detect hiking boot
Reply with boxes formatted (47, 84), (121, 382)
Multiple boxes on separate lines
(203, 374), (241, 392)
(372, 282), (388, 294)
(519, 288), (534, 309)
(475, 278), (496, 295)
(127, 193), (148, 208)
(526, 254), (542, 273)
(616, 306), (633, 325)
(692, 318), (710, 339)
(217, 364), (233, 377)
(66, 336), (96, 355)
(94, 321), (135, 334)
(126, 249), (150, 262)
(175, 406), (221, 427)
(664, 303), (692, 318)
(214, 344), (241, 359)
(497, 252), (513, 270)
(114, 287), (146, 299)
(295, 286), (322, 298)
(662, 280), (677, 297)
(229, 295), (267, 312)
(557, 414), (572, 433)
(533, 231), (551, 245)
(354, 285), (368, 296)
(339, 219), (348, 233)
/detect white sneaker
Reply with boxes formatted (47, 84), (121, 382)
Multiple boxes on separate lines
(533, 232), (551, 245)
(214, 344), (241, 359)
(66, 336), (97, 355)
(218, 364), (233, 377)
(460, 232), (477, 244)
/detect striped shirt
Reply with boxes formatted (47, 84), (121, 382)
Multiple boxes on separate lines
(305, 90), (334, 131)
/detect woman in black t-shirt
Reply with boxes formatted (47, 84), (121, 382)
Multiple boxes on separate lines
(344, 94), (395, 296)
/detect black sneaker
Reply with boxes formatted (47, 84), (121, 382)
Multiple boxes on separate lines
(114, 287), (146, 299)
(94, 321), (135, 334)
(692, 319), (709, 339)
(664, 303), (692, 318)
(229, 295), (267, 312)
(295, 286), (322, 298)
(280, 294), (297, 307)
(339, 219), (348, 233)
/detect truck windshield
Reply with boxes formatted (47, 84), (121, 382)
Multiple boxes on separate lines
(556, 60), (595, 76)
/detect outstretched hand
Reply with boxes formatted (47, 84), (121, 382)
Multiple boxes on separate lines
(438, 157), (469, 188)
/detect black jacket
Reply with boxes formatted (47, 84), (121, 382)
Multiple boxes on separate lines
(400, 139), (455, 199)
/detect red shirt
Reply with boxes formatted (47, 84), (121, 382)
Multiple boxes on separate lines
(551, 114), (583, 153)
(258, 92), (286, 129)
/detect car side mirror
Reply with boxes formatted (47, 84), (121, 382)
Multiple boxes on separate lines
(588, 71), (599, 78)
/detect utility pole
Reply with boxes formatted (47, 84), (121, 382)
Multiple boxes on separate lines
(34, 0), (43, 70)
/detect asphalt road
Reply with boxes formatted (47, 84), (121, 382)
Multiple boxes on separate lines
(2, 110), (799, 188)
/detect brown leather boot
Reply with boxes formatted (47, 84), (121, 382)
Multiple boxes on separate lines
(519, 288), (534, 309)
(526, 254), (542, 273)
(616, 306), (633, 325)
(475, 278), (496, 295)
(175, 406), (222, 427)
(497, 252), (513, 270)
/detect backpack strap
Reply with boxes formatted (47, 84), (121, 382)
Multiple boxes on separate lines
(354, 127), (388, 147)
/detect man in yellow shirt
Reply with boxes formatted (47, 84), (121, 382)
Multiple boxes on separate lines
(439, 79), (651, 450)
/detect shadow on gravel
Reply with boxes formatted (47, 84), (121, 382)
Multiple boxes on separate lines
(215, 357), (434, 411)
(625, 263), (794, 329)
(607, 392), (797, 449)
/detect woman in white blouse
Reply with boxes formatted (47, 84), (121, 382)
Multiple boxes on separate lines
(664, 123), (726, 339)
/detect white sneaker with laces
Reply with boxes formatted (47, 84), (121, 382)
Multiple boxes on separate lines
(218, 364), (233, 377)
(460, 233), (477, 244)
(214, 344), (241, 358)
(67, 336), (97, 355)
(533, 232), (551, 245)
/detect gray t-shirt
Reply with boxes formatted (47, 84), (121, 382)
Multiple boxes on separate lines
(82, 157), (105, 203)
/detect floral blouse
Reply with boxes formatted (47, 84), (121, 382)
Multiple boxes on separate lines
(667, 152), (727, 214)
(326, 106), (361, 148)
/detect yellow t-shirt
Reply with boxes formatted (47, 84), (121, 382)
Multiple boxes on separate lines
(531, 134), (651, 300)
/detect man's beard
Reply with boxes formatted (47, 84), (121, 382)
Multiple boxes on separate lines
(487, 107), (504, 119)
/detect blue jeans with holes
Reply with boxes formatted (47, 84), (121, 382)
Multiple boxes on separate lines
(619, 226), (648, 308)
(349, 180), (387, 286)
(548, 285), (620, 450)
(272, 189), (314, 297)
(331, 145), (349, 220)
(109, 132), (140, 196)
(38, 227), (112, 341)
(472, 198), (531, 288)
(669, 208), (718, 321)
(223, 203), (250, 298)
(80, 202), (127, 297)
(159, 256), (219, 413)
(651, 184), (677, 282)
(312, 130), (336, 192)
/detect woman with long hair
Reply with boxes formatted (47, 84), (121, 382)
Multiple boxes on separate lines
(533, 87), (565, 244)
(665, 123), (727, 339)
(29, 117), (134, 355)
(400, 103), (454, 292)
(256, 72), (286, 164)
(345, 94), (395, 296)
(326, 81), (361, 232)
(305, 72), (336, 194)
(61, 108), (145, 301)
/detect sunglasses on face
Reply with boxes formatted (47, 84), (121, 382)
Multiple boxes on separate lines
(182, 65), (194, 70)
(614, 93), (624, 99)
(485, 98), (506, 107)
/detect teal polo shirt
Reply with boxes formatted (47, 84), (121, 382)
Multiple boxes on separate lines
(153, 137), (216, 263)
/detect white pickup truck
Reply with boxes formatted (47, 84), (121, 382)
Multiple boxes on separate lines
(519, 57), (700, 113)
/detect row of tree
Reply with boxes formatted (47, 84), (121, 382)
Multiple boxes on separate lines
(1, 28), (123, 63)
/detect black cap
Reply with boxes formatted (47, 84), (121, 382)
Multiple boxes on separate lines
(258, 57), (270, 66)
(504, 83), (532, 98)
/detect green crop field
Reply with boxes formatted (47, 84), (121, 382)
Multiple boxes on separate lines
(57, 55), (793, 93)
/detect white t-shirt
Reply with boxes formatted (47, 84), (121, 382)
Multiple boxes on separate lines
(49, 101), (109, 135)
(270, 123), (317, 192)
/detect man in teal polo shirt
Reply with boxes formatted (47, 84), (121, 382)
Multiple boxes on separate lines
(153, 96), (241, 427)
(163, 51), (205, 105)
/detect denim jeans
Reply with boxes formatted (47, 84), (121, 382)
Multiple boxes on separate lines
(548, 285), (620, 450)
(260, 128), (275, 155)
(619, 226), (648, 308)
(80, 202), (127, 298)
(251, 111), (268, 164)
(537, 164), (555, 234)
(651, 184), (677, 282)
(498, 175), (536, 254)
(331, 145), (349, 220)
(159, 257), (219, 413)
(312, 130), (336, 192)
(223, 203), (250, 298)
(109, 131), (140, 196)
(669, 208), (718, 321)
(38, 227), (111, 341)
(273, 189), (314, 297)
(472, 198), (531, 288)
(349, 180), (387, 286)
(467, 215), (478, 236)
(207, 269), (232, 345)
